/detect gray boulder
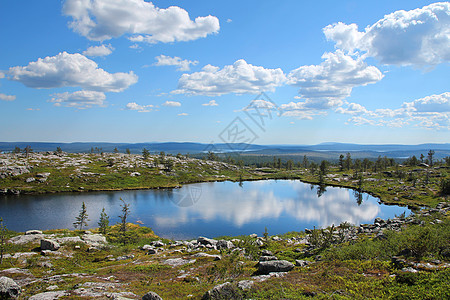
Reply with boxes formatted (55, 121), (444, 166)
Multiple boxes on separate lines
(202, 282), (242, 300)
(216, 240), (234, 250)
(258, 260), (294, 274)
(142, 291), (163, 300)
(28, 291), (68, 299)
(25, 230), (43, 235)
(82, 233), (107, 247)
(0, 276), (21, 299)
(40, 239), (60, 251)
(295, 260), (312, 267)
(259, 256), (278, 262)
(9, 234), (44, 245)
(197, 237), (217, 246)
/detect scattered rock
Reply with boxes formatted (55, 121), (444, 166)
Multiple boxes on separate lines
(202, 282), (242, 300)
(28, 291), (68, 300)
(260, 250), (273, 256)
(0, 276), (21, 299)
(295, 260), (312, 267)
(163, 258), (196, 267)
(192, 253), (221, 260)
(116, 254), (135, 261)
(259, 256), (278, 262)
(40, 239), (60, 251)
(9, 234), (44, 245)
(82, 233), (107, 247)
(216, 240), (234, 250)
(26, 230), (43, 235)
(258, 260), (294, 274)
(197, 237), (217, 247)
(237, 280), (254, 290)
(142, 291), (163, 300)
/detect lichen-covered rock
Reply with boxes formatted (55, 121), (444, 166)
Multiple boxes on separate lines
(142, 291), (163, 300)
(258, 260), (294, 274)
(40, 239), (60, 251)
(0, 276), (21, 299)
(202, 282), (242, 300)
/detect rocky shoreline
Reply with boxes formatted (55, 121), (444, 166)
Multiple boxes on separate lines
(1, 202), (449, 299)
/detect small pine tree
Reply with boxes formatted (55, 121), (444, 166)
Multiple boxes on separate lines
(73, 202), (89, 230)
(98, 208), (110, 234)
(118, 198), (130, 233)
(142, 148), (150, 160)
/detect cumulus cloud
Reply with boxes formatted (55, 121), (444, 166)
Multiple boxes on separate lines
(285, 50), (383, 112)
(83, 44), (114, 57)
(0, 93), (16, 101)
(49, 90), (106, 108)
(8, 52), (137, 92)
(162, 100), (181, 107)
(125, 102), (154, 112)
(324, 2), (450, 66)
(202, 100), (218, 106)
(178, 112), (188, 116)
(173, 59), (286, 96)
(63, 0), (220, 43)
(154, 55), (198, 71)
(339, 92), (450, 129)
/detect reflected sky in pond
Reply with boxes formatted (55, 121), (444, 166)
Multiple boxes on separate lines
(0, 180), (410, 239)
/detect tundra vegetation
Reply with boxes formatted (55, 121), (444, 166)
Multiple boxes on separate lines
(0, 149), (449, 299)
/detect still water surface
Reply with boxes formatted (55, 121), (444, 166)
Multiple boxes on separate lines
(0, 180), (410, 239)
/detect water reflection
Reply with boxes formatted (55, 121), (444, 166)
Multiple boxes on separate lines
(0, 180), (410, 239)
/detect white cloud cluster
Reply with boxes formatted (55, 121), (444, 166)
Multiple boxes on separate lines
(0, 93), (16, 101)
(8, 52), (137, 108)
(202, 100), (218, 106)
(83, 44), (114, 57)
(63, 0), (220, 43)
(174, 59), (286, 96)
(125, 102), (154, 112)
(49, 90), (106, 108)
(324, 2), (450, 66)
(162, 100), (181, 107)
(283, 50), (383, 115)
(154, 55), (198, 71)
(8, 52), (137, 92)
(337, 92), (450, 129)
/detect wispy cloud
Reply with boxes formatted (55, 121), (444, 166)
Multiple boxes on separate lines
(154, 55), (198, 72)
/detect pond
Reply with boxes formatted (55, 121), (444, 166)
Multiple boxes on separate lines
(0, 180), (410, 240)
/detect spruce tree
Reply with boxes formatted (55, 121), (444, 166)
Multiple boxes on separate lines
(73, 202), (89, 230)
(119, 198), (130, 233)
(98, 208), (110, 234)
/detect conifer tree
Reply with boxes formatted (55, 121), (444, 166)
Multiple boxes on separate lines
(73, 202), (89, 230)
(119, 198), (130, 233)
(98, 208), (110, 234)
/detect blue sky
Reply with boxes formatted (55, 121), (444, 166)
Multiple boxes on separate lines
(0, 0), (449, 144)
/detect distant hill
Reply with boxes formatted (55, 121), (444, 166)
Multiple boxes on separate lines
(0, 142), (449, 160)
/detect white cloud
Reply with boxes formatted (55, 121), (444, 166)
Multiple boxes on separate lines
(8, 52), (138, 92)
(26, 108), (40, 111)
(162, 100), (181, 107)
(202, 100), (218, 106)
(154, 55), (198, 71)
(178, 112), (188, 116)
(83, 44), (114, 57)
(324, 2), (450, 66)
(0, 93), (16, 101)
(335, 102), (369, 115)
(63, 0), (220, 43)
(285, 50), (383, 110)
(125, 102), (154, 112)
(226, 19), (232, 23)
(0, 72), (4, 79)
(340, 92), (450, 130)
(49, 90), (106, 108)
(174, 59), (286, 96)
